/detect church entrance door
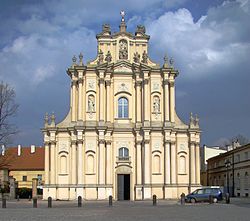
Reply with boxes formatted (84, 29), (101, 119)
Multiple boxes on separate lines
(117, 174), (130, 200)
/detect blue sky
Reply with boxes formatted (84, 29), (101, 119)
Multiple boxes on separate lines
(0, 0), (250, 147)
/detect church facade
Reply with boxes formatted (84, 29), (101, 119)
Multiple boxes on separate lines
(42, 14), (201, 201)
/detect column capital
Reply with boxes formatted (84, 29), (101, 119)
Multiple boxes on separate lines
(99, 78), (105, 84)
(163, 79), (169, 85)
(105, 80), (111, 86)
(169, 80), (175, 87)
(77, 139), (83, 144)
(135, 81), (142, 87)
(50, 140), (56, 145)
(44, 141), (50, 146)
(164, 139), (171, 144)
(99, 139), (106, 144)
(144, 79), (149, 85)
(106, 140), (112, 145)
(72, 79), (78, 86)
(71, 140), (77, 145)
(78, 78), (84, 84)
(190, 141), (196, 145)
(170, 140), (176, 145)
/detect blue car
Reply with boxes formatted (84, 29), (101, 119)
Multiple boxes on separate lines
(185, 187), (223, 203)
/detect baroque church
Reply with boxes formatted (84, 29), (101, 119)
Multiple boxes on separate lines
(42, 12), (201, 201)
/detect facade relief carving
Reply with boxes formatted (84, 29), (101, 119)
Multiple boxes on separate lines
(87, 80), (96, 90)
(152, 82), (160, 92)
(58, 142), (69, 153)
(141, 51), (148, 64)
(118, 83), (129, 93)
(98, 49), (104, 64)
(119, 39), (128, 60)
(105, 51), (112, 63)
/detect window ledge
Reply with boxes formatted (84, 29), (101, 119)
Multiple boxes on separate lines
(178, 173), (187, 175)
(152, 173), (162, 175)
(85, 173), (95, 175)
(58, 173), (69, 176)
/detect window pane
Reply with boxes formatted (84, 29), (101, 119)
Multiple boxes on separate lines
(118, 97), (128, 118)
(124, 148), (129, 156)
(119, 148), (123, 157)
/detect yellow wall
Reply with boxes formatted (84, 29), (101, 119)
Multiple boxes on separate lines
(9, 170), (44, 189)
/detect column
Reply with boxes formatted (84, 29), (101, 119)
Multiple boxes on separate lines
(71, 141), (77, 184)
(170, 141), (176, 184)
(99, 78), (105, 121)
(98, 140), (105, 184)
(44, 142), (50, 184)
(190, 142), (196, 184)
(106, 141), (112, 184)
(78, 78), (83, 120)
(136, 81), (142, 122)
(169, 81), (175, 122)
(77, 141), (83, 184)
(164, 79), (170, 121)
(71, 80), (77, 121)
(195, 143), (200, 184)
(136, 141), (142, 184)
(144, 75), (150, 122)
(164, 141), (171, 184)
(144, 140), (151, 184)
(106, 80), (111, 122)
(50, 141), (56, 184)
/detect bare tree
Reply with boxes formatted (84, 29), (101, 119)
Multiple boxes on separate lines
(0, 81), (19, 146)
(231, 134), (249, 146)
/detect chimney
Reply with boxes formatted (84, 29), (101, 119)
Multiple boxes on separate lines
(1, 145), (5, 156)
(31, 145), (36, 154)
(18, 144), (21, 156)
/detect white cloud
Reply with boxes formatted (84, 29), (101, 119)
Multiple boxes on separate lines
(146, 0), (250, 79)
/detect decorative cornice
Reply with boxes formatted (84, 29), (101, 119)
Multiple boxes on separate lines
(99, 78), (105, 84)
(50, 141), (57, 145)
(169, 81), (175, 87)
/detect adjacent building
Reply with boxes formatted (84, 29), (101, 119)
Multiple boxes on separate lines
(43, 13), (201, 201)
(4, 145), (45, 189)
(207, 143), (250, 197)
(200, 145), (227, 185)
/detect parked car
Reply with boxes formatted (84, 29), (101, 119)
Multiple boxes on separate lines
(185, 187), (223, 203)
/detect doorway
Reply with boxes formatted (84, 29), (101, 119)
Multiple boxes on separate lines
(117, 174), (130, 200)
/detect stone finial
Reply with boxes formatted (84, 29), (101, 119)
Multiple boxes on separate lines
(119, 10), (127, 32)
(44, 112), (49, 127)
(98, 49), (104, 64)
(169, 57), (174, 68)
(163, 54), (169, 68)
(120, 10), (125, 22)
(79, 53), (83, 66)
(72, 55), (77, 67)
(195, 114), (199, 127)
(105, 51), (112, 63)
(102, 24), (111, 34)
(51, 112), (55, 127)
(190, 112), (195, 125)
(136, 25), (146, 35)
(133, 52), (140, 63)
(141, 51), (148, 64)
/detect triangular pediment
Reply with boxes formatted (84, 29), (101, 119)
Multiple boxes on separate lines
(113, 60), (133, 73)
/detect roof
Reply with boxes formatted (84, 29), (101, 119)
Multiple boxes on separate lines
(3, 147), (44, 171)
(207, 142), (250, 162)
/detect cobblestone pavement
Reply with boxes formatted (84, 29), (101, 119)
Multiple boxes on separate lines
(1, 198), (250, 221)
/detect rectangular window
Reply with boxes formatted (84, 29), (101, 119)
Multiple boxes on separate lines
(245, 152), (248, 160)
(37, 174), (42, 181)
(22, 176), (27, 181)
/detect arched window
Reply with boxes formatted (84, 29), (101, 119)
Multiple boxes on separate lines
(118, 147), (129, 160)
(60, 155), (67, 174)
(153, 155), (161, 174)
(178, 156), (186, 174)
(118, 97), (128, 118)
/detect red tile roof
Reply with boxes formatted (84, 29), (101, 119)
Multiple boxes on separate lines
(4, 147), (44, 171)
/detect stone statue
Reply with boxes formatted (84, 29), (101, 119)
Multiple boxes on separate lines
(102, 24), (111, 34)
(88, 95), (95, 112)
(141, 51), (148, 64)
(133, 52), (140, 63)
(105, 51), (112, 63)
(98, 49), (104, 64)
(120, 10), (125, 21)
(195, 114), (199, 127)
(119, 40), (128, 59)
(153, 97), (160, 113)
(190, 112), (194, 125)
(136, 25), (146, 34)
(79, 53), (83, 66)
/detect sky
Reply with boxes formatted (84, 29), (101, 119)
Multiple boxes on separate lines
(0, 0), (250, 147)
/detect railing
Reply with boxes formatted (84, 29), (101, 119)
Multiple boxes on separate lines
(116, 156), (131, 162)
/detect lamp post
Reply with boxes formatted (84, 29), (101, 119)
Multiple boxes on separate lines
(225, 159), (231, 195)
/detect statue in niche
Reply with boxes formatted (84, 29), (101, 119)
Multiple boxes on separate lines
(105, 51), (112, 63)
(133, 52), (140, 63)
(153, 96), (160, 113)
(141, 50), (148, 64)
(88, 95), (95, 112)
(98, 49), (104, 64)
(119, 40), (128, 59)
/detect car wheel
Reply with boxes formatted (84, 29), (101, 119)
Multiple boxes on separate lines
(213, 198), (218, 203)
(190, 198), (196, 203)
